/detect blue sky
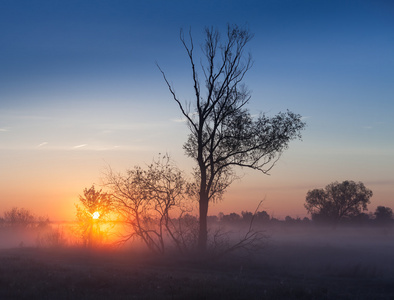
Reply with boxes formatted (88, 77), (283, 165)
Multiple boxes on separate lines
(0, 0), (393, 219)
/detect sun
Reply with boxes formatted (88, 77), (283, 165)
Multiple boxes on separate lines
(92, 211), (100, 219)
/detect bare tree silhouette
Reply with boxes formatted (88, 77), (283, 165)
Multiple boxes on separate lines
(159, 25), (306, 251)
(104, 155), (195, 254)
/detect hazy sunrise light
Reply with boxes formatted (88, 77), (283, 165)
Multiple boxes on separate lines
(1, 1), (392, 222)
(92, 211), (100, 220)
(0, 1), (393, 298)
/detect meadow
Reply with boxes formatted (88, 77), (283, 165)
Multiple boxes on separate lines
(1, 225), (394, 299)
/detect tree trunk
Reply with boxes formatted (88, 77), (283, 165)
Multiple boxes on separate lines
(198, 192), (209, 252)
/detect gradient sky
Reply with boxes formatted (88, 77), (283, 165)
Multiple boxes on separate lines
(1, 0), (393, 221)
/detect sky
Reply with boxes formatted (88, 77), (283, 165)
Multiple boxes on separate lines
(1, 0), (393, 221)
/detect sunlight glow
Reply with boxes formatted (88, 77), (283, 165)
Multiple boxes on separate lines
(92, 211), (100, 219)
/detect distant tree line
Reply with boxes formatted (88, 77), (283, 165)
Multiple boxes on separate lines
(0, 207), (50, 229)
(2, 203), (392, 232)
(205, 205), (393, 228)
(3, 178), (390, 254)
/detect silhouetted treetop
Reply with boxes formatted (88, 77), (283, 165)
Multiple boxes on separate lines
(374, 206), (393, 225)
(305, 180), (372, 225)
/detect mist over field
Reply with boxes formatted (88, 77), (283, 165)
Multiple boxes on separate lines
(1, 220), (394, 299)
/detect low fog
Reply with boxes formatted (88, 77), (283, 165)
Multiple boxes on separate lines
(212, 222), (394, 272)
(1, 220), (394, 299)
(2, 221), (393, 270)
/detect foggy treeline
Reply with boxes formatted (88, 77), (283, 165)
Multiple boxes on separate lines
(213, 205), (394, 228)
(0, 204), (393, 251)
(1, 206), (393, 230)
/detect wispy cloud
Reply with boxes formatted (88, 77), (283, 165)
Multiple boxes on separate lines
(301, 116), (311, 121)
(73, 144), (87, 149)
(170, 112), (197, 123)
(170, 117), (186, 123)
(37, 142), (48, 148)
(92, 123), (165, 131)
(0, 128), (8, 132)
(0, 111), (53, 121)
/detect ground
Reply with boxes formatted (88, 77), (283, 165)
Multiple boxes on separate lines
(1, 227), (394, 299)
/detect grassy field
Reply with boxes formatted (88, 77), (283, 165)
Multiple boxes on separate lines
(1, 227), (394, 299)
